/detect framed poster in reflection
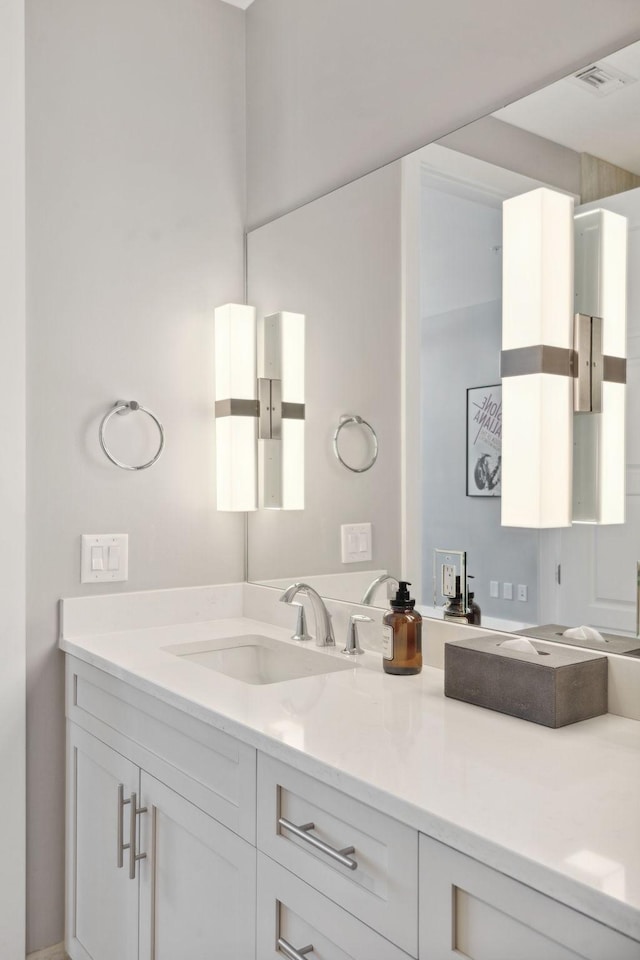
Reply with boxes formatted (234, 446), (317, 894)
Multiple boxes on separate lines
(467, 384), (502, 497)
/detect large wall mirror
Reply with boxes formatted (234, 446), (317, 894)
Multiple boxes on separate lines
(246, 39), (640, 655)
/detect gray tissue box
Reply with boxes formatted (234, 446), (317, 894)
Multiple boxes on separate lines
(444, 636), (608, 727)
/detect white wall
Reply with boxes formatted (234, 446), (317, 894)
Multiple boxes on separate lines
(247, 163), (403, 586)
(0, 1), (26, 957)
(26, 0), (246, 950)
(246, 0), (640, 227)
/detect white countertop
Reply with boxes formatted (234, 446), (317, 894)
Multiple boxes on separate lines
(60, 590), (640, 942)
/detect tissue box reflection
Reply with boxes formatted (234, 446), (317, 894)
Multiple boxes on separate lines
(444, 636), (607, 728)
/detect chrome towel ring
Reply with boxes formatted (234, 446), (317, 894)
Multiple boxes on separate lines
(332, 414), (378, 473)
(99, 400), (165, 471)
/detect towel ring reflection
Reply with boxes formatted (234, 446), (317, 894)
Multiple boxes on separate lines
(99, 400), (165, 471)
(333, 415), (378, 473)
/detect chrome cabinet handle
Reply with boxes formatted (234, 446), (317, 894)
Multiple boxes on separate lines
(278, 816), (358, 871)
(277, 938), (314, 959)
(117, 783), (130, 868)
(128, 791), (148, 880)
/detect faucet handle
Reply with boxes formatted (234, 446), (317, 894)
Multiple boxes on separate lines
(290, 601), (313, 643)
(342, 614), (372, 656)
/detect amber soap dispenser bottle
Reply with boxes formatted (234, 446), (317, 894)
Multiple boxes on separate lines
(382, 581), (422, 675)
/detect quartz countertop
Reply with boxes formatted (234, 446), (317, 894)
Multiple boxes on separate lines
(60, 593), (640, 942)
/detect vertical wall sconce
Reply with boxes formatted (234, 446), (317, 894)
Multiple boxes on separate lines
(258, 312), (305, 510)
(214, 303), (258, 512)
(501, 188), (575, 528)
(501, 188), (627, 529)
(573, 209), (627, 524)
(214, 305), (305, 512)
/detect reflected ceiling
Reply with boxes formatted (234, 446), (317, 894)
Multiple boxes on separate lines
(495, 45), (640, 175)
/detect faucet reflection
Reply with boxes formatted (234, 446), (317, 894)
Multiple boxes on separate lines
(362, 573), (399, 605)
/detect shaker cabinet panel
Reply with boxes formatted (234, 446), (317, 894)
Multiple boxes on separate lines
(138, 772), (256, 960)
(419, 835), (640, 960)
(67, 657), (257, 842)
(257, 753), (419, 956)
(66, 723), (140, 960)
(257, 852), (412, 960)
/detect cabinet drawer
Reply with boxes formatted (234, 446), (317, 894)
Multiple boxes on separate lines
(257, 852), (412, 960)
(419, 835), (640, 960)
(257, 754), (418, 957)
(66, 657), (256, 842)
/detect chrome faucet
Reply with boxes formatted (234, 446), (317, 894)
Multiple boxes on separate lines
(280, 582), (335, 647)
(361, 574), (398, 605)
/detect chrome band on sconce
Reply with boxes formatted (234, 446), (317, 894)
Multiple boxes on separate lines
(214, 398), (260, 418)
(214, 396), (306, 427)
(603, 356), (627, 384)
(501, 313), (626, 414)
(500, 344), (575, 379)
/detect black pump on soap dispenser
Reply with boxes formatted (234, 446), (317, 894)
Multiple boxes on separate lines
(382, 581), (422, 675)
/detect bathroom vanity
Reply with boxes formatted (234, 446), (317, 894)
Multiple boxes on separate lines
(61, 585), (640, 960)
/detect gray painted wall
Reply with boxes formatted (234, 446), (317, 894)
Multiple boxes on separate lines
(26, 0), (246, 949)
(0, 1), (26, 957)
(246, 0), (640, 227)
(247, 163), (402, 585)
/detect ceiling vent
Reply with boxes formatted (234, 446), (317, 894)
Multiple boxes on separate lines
(569, 62), (637, 97)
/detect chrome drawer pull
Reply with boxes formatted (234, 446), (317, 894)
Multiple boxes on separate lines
(277, 937), (314, 959)
(117, 783), (130, 869)
(128, 791), (148, 880)
(278, 816), (358, 871)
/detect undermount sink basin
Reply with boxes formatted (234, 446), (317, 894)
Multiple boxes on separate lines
(163, 634), (354, 685)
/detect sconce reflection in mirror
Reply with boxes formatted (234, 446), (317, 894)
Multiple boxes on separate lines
(214, 304), (305, 511)
(500, 188), (627, 528)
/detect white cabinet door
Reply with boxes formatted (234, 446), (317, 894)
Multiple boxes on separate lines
(66, 723), (140, 960)
(419, 835), (640, 960)
(138, 772), (256, 960)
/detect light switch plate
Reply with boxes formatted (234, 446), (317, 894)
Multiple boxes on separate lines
(503, 581), (513, 600)
(341, 522), (372, 564)
(81, 534), (129, 583)
(489, 580), (499, 598)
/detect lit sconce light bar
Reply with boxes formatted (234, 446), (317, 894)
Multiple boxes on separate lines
(214, 305), (305, 512)
(214, 303), (258, 512)
(500, 189), (628, 528)
(573, 209), (627, 524)
(501, 188), (575, 528)
(258, 312), (305, 510)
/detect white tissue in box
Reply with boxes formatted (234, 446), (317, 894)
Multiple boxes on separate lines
(563, 625), (605, 644)
(499, 637), (540, 654)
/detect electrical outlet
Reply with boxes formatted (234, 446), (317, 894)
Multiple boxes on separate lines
(503, 581), (513, 600)
(517, 584), (528, 602)
(442, 564), (457, 598)
(489, 580), (499, 598)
